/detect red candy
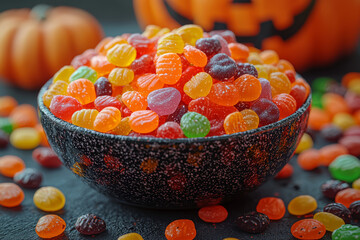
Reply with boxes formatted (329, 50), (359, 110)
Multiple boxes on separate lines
(50, 95), (82, 122)
(32, 147), (62, 168)
(256, 197), (286, 220)
(198, 205), (228, 223)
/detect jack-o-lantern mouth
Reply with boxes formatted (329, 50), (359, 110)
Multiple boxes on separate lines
(162, 0), (316, 48)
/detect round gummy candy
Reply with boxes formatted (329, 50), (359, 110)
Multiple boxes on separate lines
(75, 213), (106, 235)
(180, 112), (210, 138)
(329, 155), (360, 182)
(13, 168), (42, 189)
(349, 200), (360, 219)
(165, 219), (196, 240)
(236, 211), (270, 234)
(288, 195), (317, 216)
(291, 219), (326, 239)
(33, 186), (66, 212)
(324, 203), (352, 223)
(251, 98), (280, 127)
(147, 88), (181, 116)
(321, 180), (350, 200)
(35, 214), (66, 239)
(332, 224), (360, 240)
(204, 53), (237, 81)
(198, 205), (228, 223)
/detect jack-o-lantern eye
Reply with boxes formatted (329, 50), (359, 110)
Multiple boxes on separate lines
(134, 0), (360, 71)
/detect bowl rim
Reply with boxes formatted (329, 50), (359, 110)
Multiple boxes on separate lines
(38, 78), (311, 144)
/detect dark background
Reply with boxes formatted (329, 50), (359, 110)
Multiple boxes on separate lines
(0, 1), (360, 239)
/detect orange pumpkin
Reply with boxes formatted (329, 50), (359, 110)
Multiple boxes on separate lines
(134, 0), (360, 71)
(0, 5), (103, 90)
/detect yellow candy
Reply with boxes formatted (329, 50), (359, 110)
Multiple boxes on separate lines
(112, 117), (131, 136)
(33, 187), (65, 212)
(175, 24), (203, 46)
(295, 133), (313, 154)
(288, 195), (317, 216)
(107, 44), (136, 67)
(154, 27), (170, 37)
(142, 25), (161, 38)
(348, 79), (360, 94)
(248, 53), (263, 65)
(353, 178), (360, 190)
(313, 212), (345, 232)
(241, 109), (259, 130)
(53, 65), (75, 83)
(43, 80), (69, 108)
(108, 68), (135, 86)
(10, 128), (40, 150)
(333, 113), (356, 130)
(254, 64), (269, 79)
(183, 72), (212, 99)
(71, 109), (99, 130)
(117, 233), (144, 240)
(157, 33), (184, 56)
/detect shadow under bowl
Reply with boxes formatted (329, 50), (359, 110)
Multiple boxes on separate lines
(38, 79), (311, 209)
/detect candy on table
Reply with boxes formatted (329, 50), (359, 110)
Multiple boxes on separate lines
(117, 233), (144, 240)
(291, 219), (326, 240)
(33, 186), (66, 212)
(335, 188), (360, 208)
(107, 43), (136, 67)
(0, 96), (17, 117)
(10, 104), (38, 128)
(307, 108), (331, 131)
(129, 110), (159, 134)
(344, 91), (360, 112)
(156, 122), (183, 139)
(147, 88), (181, 116)
(250, 98), (280, 127)
(14, 168), (42, 189)
(311, 92), (324, 109)
(319, 144), (348, 166)
(180, 112), (210, 138)
(339, 136), (360, 156)
(348, 78), (360, 94)
(321, 125), (343, 142)
(349, 200), (360, 219)
(353, 179), (360, 190)
(321, 180), (350, 200)
(331, 224), (360, 240)
(75, 213), (106, 235)
(324, 203), (352, 224)
(0, 117), (14, 134)
(165, 219), (196, 240)
(333, 113), (356, 131)
(0, 130), (9, 149)
(313, 212), (345, 232)
(35, 124), (50, 147)
(0, 155), (25, 177)
(329, 155), (360, 182)
(312, 77), (336, 93)
(10, 127), (41, 150)
(256, 197), (286, 220)
(322, 93), (350, 118)
(236, 211), (270, 234)
(0, 183), (24, 207)
(288, 195), (317, 216)
(32, 147), (62, 168)
(198, 205), (228, 223)
(297, 149), (320, 170)
(275, 163), (293, 179)
(69, 66), (98, 83)
(295, 133), (314, 154)
(71, 109), (99, 130)
(94, 107), (122, 133)
(53, 65), (75, 83)
(43, 80), (69, 108)
(223, 112), (247, 134)
(35, 214), (66, 239)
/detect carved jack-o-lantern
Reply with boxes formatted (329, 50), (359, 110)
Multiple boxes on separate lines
(134, 0), (360, 71)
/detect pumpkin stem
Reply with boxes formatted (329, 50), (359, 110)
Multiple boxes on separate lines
(31, 4), (52, 21)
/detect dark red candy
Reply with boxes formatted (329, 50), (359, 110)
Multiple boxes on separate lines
(211, 35), (231, 56)
(167, 104), (188, 124)
(209, 30), (236, 43)
(94, 77), (112, 97)
(323, 203), (352, 223)
(349, 200), (360, 219)
(131, 54), (155, 75)
(205, 53), (237, 80)
(94, 96), (122, 111)
(306, 127), (317, 141)
(320, 125), (343, 142)
(234, 101), (252, 112)
(236, 211), (270, 234)
(345, 91), (360, 112)
(235, 63), (258, 79)
(251, 98), (280, 127)
(75, 214), (106, 235)
(128, 33), (154, 57)
(285, 70), (296, 83)
(321, 179), (350, 200)
(290, 85), (307, 109)
(195, 38), (221, 58)
(180, 54), (190, 71)
(343, 126), (360, 137)
(32, 147), (62, 168)
(156, 122), (183, 139)
(121, 106), (132, 118)
(13, 168), (42, 189)
(49, 95), (82, 122)
(0, 130), (9, 149)
(207, 119), (225, 137)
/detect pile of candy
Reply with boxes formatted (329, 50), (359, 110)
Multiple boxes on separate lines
(43, 24), (310, 138)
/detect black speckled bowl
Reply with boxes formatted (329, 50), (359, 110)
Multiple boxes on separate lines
(38, 79), (311, 209)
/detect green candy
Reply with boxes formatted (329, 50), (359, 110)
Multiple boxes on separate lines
(311, 92), (323, 109)
(69, 66), (98, 83)
(0, 118), (14, 134)
(180, 112), (210, 138)
(332, 224), (360, 240)
(312, 77), (335, 93)
(329, 155), (360, 182)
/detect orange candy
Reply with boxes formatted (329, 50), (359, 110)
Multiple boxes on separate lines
(136, 73), (164, 96)
(183, 45), (207, 67)
(10, 104), (38, 128)
(67, 79), (96, 105)
(156, 53), (182, 84)
(297, 149), (320, 170)
(319, 144), (348, 166)
(93, 107), (121, 133)
(122, 91), (148, 112)
(322, 93), (349, 117)
(341, 72), (360, 87)
(256, 197), (286, 220)
(275, 163), (293, 179)
(0, 155), (25, 177)
(240, 109), (259, 130)
(35, 214), (66, 239)
(268, 72), (291, 96)
(208, 82), (240, 106)
(129, 110), (159, 133)
(293, 78), (311, 98)
(228, 43), (249, 60)
(198, 205), (228, 223)
(0, 96), (17, 117)
(259, 50), (279, 65)
(335, 188), (360, 208)
(272, 93), (297, 120)
(90, 55), (115, 76)
(277, 59), (295, 73)
(234, 74), (262, 102)
(0, 183), (24, 207)
(223, 112), (247, 134)
(308, 108), (331, 131)
(165, 219), (196, 240)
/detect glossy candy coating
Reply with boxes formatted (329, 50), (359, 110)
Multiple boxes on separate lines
(236, 211), (270, 234)
(235, 74), (262, 102)
(128, 33), (154, 57)
(329, 155), (360, 182)
(122, 91), (148, 112)
(251, 98), (280, 127)
(156, 122), (183, 139)
(35, 215), (66, 239)
(156, 53), (182, 85)
(321, 180), (350, 200)
(195, 38), (221, 58)
(183, 45), (207, 67)
(228, 43), (249, 60)
(0, 118), (13, 134)
(175, 24), (203, 46)
(50, 95), (82, 122)
(107, 44), (136, 67)
(335, 188), (360, 208)
(52, 65), (75, 83)
(324, 203), (352, 223)
(147, 87), (181, 116)
(205, 53), (237, 80)
(198, 205), (228, 223)
(10, 104), (38, 128)
(90, 55), (114, 76)
(129, 110), (159, 134)
(256, 197), (286, 220)
(94, 96), (122, 111)
(235, 63), (258, 79)
(67, 79), (96, 105)
(14, 168), (42, 189)
(240, 109), (259, 130)
(0, 155), (25, 177)
(208, 82), (240, 106)
(260, 50), (279, 65)
(314, 212), (345, 232)
(297, 149), (320, 170)
(43, 80), (69, 108)
(180, 112), (210, 138)
(321, 125), (343, 142)
(94, 77), (113, 97)
(32, 147), (62, 168)
(131, 54), (155, 75)
(108, 68), (134, 86)
(288, 195), (317, 215)
(157, 33), (184, 55)
(184, 72), (212, 99)
(275, 163), (293, 179)
(94, 107), (121, 133)
(0, 183), (24, 207)
(0, 96), (17, 117)
(291, 219), (326, 239)
(354, 178), (360, 190)
(69, 66), (98, 83)
(269, 72), (291, 96)
(349, 200), (360, 219)
(272, 93), (297, 120)
(332, 224), (360, 240)
(112, 117), (132, 136)
(295, 133), (313, 154)
(33, 186), (66, 212)
(319, 144), (348, 166)
(165, 219), (196, 240)
(118, 233), (144, 240)
(75, 213), (106, 235)
(290, 84), (307, 109)
(136, 73), (164, 96)
(223, 112), (247, 135)
(333, 113), (356, 131)
(71, 109), (99, 130)
(10, 128), (41, 150)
